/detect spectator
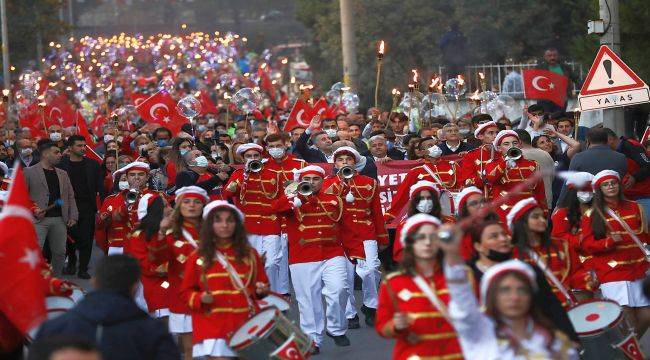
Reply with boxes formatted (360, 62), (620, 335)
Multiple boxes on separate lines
(152, 127), (173, 147)
(535, 47), (580, 113)
(28, 336), (101, 360)
(532, 130), (581, 207)
(34, 255), (180, 360)
(165, 137), (194, 187)
(348, 121), (369, 155)
(516, 129), (555, 207)
(388, 113), (408, 136)
(518, 104), (555, 139)
(439, 123), (471, 155)
(15, 138), (39, 168)
(369, 135), (404, 161)
(174, 149), (229, 192)
(555, 116), (582, 153)
(24, 141), (78, 275)
(295, 116), (335, 163)
(501, 67), (524, 97)
(457, 118), (480, 149)
(58, 135), (106, 279)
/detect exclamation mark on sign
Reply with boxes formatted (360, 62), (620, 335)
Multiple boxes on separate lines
(603, 59), (614, 85)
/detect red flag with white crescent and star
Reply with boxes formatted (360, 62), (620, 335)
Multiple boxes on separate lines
(641, 126), (650, 144)
(522, 69), (569, 107)
(614, 333), (645, 360)
(135, 91), (186, 135)
(270, 334), (307, 360)
(283, 99), (312, 132)
(0, 164), (48, 335)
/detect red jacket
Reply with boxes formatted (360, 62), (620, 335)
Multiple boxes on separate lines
(458, 145), (495, 190)
(376, 270), (464, 360)
(180, 246), (268, 344)
(125, 230), (169, 312)
(393, 215), (457, 262)
(484, 157), (547, 222)
(384, 160), (461, 221)
(551, 207), (595, 292)
(580, 200), (649, 283)
(222, 168), (282, 235)
(323, 173), (388, 259)
(263, 154), (306, 232)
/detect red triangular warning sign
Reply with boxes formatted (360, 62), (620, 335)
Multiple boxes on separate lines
(580, 45), (646, 96)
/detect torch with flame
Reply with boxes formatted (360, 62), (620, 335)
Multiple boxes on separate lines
(385, 88), (402, 130)
(428, 75), (441, 94)
(377, 40), (385, 60)
(410, 69), (420, 92)
(374, 40), (385, 108)
(478, 72), (487, 92)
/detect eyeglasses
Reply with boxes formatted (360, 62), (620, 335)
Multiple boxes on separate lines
(601, 181), (618, 188)
(466, 199), (486, 207)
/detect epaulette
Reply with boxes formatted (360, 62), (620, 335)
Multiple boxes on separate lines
(384, 270), (404, 281)
(584, 208), (593, 217)
(132, 230), (141, 237)
(166, 228), (174, 235)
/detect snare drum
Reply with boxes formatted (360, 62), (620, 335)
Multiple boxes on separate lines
(229, 308), (312, 359)
(28, 296), (77, 341)
(257, 293), (290, 312)
(568, 299), (636, 359)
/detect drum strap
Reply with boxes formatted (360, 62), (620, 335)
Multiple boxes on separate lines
(181, 229), (198, 249)
(214, 251), (257, 315)
(423, 163), (445, 189)
(605, 207), (650, 261)
(526, 250), (575, 306)
(412, 275), (451, 323)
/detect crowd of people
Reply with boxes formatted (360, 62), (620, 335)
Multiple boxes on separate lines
(0, 29), (649, 360)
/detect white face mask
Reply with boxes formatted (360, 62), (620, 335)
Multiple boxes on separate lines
(416, 199), (434, 213)
(21, 148), (33, 157)
(118, 181), (130, 190)
(268, 147), (285, 159)
(211, 153), (220, 160)
(324, 129), (337, 139)
(49, 132), (62, 142)
(577, 191), (593, 204)
(459, 128), (471, 137)
(427, 145), (443, 158)
(104, 134), (114, 142)
(194, 155), (209, 168)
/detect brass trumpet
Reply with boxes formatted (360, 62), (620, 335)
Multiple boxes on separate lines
(125, 189), (140, 205)
(340, 166), (355, 179)
(297, 181), (313, 196)
(505, 146), (522, 160)
(246, 159), (263, 173)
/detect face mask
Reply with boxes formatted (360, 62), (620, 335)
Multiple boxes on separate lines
(180, 149), (189, 156)
(459, 128), (471, 137)
(194, 155), (208, 168)
(4, 140), (13, 147)
(138, 144), (147, 152)
(211, 153), (220, 160)
(268, 147), (285, 159)
(485, 249), (513, 262)
(577, 191), (593, 204)
(416, 199), (434, 214)
(197, 125), (207, 133)
(104, 135), (114, 142)
(21, 148), (33, 157)
(324, 129), (337, 139)
(427, 145), (443, 158)
(49, 132), (62, 142)
(118, 181), (130, 190)
(156, 139), (169, 147)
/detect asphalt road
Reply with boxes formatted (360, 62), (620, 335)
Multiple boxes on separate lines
(60, 245), (395, 359)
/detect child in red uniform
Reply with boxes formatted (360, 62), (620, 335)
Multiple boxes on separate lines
(181, 201), (269, 359)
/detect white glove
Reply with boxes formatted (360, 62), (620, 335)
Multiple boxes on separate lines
(345, 191), (355, 203)
(506, 159), (517, 169)
(291, 196), (302, 209)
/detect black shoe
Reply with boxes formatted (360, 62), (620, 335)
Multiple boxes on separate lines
(347, 315), (360, 329)
(361, 305), (376, 327)
(310, 346), (320, 355)
(77, 270), (91, 279)
(63, 265), (76, 275)
(326, 332), (350, 347)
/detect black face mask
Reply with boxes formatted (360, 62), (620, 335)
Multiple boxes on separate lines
(485, 249), (513, 262)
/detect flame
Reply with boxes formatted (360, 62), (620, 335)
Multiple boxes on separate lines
(470, 90), (480, 100)
(412, 69), (418, 83)
(478, 72), (485, 80)
(429, 76), (440, 89)
(457, 74), (465, 86)
(378, 40), (385, 55)
(392, 88), (398, 95)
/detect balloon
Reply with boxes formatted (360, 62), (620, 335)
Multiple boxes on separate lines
(420, 93), (447, 120)
(232, 87), (261, 114)
(158, 77), (175, 92)
(444, 78), (466, 98)
(479, 91), (498, 102)
(177, 95), (202, 119)
(20, 70), (38, 90)
(342, 92), (359, 112)
(326, 89), (342, 105)
(331, 82), (348, 92)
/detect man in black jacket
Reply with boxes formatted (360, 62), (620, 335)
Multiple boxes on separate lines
(34, 255), (180, 360)
(58, 135), (106, 279)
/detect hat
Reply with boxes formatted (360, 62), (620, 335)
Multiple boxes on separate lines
(474, 121), (498, 138)
(399, 213), (442, 246)
(506, 197), (538, 229)
(480, 259), (537, 304)
(175, 186), (209, 203)
(409, 180), (440, 198)
(113, 161), (150, 181)
(137, 193), (157, 220)
(332, 146), (362, 163)
(592, 170), (620, 190)
(236, 143), (263, 156)
(493, 130), (519, 148)
(454, 186), (483, 214)
(557, 171), (594, 191)
(202, 200), (244, 221)
(293, 165), (326, 182)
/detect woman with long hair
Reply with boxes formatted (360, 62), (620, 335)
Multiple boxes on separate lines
(532, 131), (581, 207)
(392, 181), (453, 261)
(166, 137), (195, 187)
(181, 200), (269, 359)
(376, 214), (464, 360)
(508, 198), (582, 308)
(441, 232), (578, 359)
(124, 194), (171, 320)
(581, 170), (650, 336)
(101, 152), (118, 193)
(148, 186), (209, 360)
(454, 186), (500, 260)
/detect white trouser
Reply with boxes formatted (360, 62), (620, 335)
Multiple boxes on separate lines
(290, 256), (349, 346)
(248, 234), (282, 292)
(134, 281), (149, 313)
(345, 240), (381, 319)
(277, 233), (291, 294)
(107, 246), (123, 255)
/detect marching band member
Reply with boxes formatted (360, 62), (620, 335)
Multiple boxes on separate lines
(581, 170), (650, 336)
(484, 130), (547, 221)
(551, 172), (597, 301)
(384, 137), (461, 222)
(376, 214), (464, 360)
(458, 120), (499, 189)
(392, 181), (453, 262)
(97, 161), (152, 255)
(323, 146), (387, 328)
(149, 186), (209, 360)
(125, 193), (170, 320)
(454, 186), (494, 260)
(222, 143), (283, 292)
(442, 236), (578, 360)
(181, 200), (269, 359)
(271, 165), (350, 354)
(263, 133), (306, 298)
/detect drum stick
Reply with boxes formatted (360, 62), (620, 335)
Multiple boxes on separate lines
(595, 207), (650, 263)
(526, 250), (577, 306)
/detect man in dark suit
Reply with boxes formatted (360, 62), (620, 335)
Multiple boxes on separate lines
(368, 135), (404, 160)
(439, 123), (472, 156)
(57, 135), (106, 279)
(294, 129), (333, 163)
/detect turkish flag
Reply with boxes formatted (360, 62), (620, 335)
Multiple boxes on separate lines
(283, 99), (313, 132)
(19, 105), (47, 140)
(0, 165), (48, 335)
(198, 90), (219, 115)
(135, 91), (187, 135)
(45, 94), (76, 128)
(277, 91), (289, 110)
(523, 69), (568, 107)
(85, 145), (103, 164)
(76, 110), (97, 148)
(270, 334), (306, 360)
(130, 92), (149, 107)
(89, 114), (106, 137)
(614, 333), (645, 360)
(311, 98), (329, 118)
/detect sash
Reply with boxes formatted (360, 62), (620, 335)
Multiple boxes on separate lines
(182, 229), (198, 249)
(605, 207), (650, 261)
(214, 250), (257, 315)
(422, 163), (446, 189)
(412, 275), (451, 323)
(526, 250), (575, 305)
